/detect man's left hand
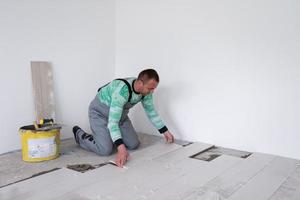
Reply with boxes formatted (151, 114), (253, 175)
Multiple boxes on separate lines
(163, 131), (174, 143)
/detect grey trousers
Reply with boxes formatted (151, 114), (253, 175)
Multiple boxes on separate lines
(77, 96), (140, 156)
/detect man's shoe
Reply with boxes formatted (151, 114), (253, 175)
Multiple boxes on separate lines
(72, 126), (81, 144)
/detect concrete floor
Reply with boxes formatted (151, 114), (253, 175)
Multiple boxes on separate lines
(0, 133), (164, 188)
(0, 133), (300, 200)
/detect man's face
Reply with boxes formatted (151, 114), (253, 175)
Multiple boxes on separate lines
(141, 79), (158, 96)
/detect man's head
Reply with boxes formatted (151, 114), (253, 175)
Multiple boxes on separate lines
(135, 69), (159, 96)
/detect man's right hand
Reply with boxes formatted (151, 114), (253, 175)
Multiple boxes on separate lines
(115, 144), (129, 168)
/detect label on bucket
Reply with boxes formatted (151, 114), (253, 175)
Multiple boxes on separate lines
(28, 136), (56, 158)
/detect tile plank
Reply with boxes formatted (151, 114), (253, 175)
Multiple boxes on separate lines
(31, 61), (55, 120)
(0, 168), (78, 200)
(189, 153), (275, 199)
(126, 142), (182, 167)
(154, 142), (213, 165)
(148, 155), (243, 200)
(270, 164), (300, 200)
(227, 156), (299, 200)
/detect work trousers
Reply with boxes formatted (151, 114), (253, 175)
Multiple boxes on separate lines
(77, 96), (140, 156)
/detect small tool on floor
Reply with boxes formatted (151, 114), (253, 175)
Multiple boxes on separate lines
(106, 160), (129, 169)
(95, 160), (128, 169)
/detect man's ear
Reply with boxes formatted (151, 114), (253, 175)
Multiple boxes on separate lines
(137, 79), (144, 86)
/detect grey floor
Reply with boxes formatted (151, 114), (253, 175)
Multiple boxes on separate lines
(0, 133), (300, 200)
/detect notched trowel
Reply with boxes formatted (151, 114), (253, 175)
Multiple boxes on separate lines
(33, 118), (62, 131)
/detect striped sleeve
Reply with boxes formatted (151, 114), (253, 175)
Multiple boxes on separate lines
(141, 93), (168, 134)
(107, 83), (129, 146)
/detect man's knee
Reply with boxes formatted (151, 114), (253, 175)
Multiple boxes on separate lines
(95, 143), (113, 156)
(126, 140), (140, 150)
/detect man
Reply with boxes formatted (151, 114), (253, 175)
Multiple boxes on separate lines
(73, 69), (174, 167)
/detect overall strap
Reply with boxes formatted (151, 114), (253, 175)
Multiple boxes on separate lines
(98, 79), (132, 103)
(115, 78), (132, 103)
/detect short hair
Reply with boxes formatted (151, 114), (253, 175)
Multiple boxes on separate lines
(138, 69), (159, 82)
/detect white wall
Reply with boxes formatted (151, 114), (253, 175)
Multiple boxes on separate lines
(115, 0), (300, 159)
(1, 0), (299, 160)
(0, 0), (115, 154)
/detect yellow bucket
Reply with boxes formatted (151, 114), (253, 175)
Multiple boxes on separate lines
(19, 125), (61, 162)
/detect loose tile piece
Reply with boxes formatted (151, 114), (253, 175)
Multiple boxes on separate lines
(31, 61), (55, 121)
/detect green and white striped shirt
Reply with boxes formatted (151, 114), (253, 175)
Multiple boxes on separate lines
(97, 77), (168, 144)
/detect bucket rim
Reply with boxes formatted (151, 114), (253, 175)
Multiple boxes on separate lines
(19, 125), (61, 132)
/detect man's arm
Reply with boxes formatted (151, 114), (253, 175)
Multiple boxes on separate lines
(107, 84), (129, 167)
(141, 93), (174, 143)
(108, 90), (127, 144)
